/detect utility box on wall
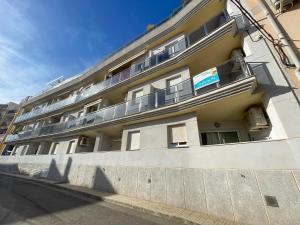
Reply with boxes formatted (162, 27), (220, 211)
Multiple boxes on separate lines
(246, 107), (269, 132)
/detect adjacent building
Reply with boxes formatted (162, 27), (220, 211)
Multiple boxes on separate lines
(1, 1), (300, 224)
(0, 102), (19, 155)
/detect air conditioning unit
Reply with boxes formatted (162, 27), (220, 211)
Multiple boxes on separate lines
(79, 136), (89, 146)
(246, 107), (269, 132)
(170, 142), (188, 148)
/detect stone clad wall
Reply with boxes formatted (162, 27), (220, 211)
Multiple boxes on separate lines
(1, 162), (300, 225)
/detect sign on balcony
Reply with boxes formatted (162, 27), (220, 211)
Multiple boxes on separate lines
(193, 67), (220, 90)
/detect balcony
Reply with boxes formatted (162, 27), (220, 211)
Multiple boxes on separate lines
(15, 12), (233, 124)
(6, 58), (256, 143)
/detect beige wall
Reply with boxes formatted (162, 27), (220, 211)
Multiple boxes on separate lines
(121, 113), (200, 151)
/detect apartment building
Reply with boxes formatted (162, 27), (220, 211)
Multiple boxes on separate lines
(0, 102), (19, 155)
(1, 1), (300, 224)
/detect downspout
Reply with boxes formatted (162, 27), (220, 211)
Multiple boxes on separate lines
(260, 0), (300, 80)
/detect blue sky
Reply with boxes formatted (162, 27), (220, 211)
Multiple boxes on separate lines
(0, 0), (181, 103)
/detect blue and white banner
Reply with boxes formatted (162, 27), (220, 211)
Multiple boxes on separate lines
(193, 67), (220, 91)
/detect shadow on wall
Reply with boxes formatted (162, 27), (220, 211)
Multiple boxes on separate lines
(92, 167), (115, 193)
(0, 158), (116, 193)
(46, 158), (72, 182)
(0, 160), (116, 225)
(0, 157), (73, 184)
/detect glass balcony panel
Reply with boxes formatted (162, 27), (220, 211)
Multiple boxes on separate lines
(114, 103), (126, 119)
(165, 87), (178, 105)
(94, 109), (105, 123)
(119, 68), (130, 81)
(155, 90), (166, 108)
(103, 78), (111, 89)
(111, 73), (121, 86)
(127, 99), (141, 115)
(188, 26), (206, 46)
(206, 12), (228, 34)
(140, 93), (156, 112)
(103, 107), (115, 121)
(83, 113), (97, 125)
(66, 119), (79, 129)
(178, 80), (194, 101)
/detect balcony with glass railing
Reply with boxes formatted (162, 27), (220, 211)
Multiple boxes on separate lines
(6, 57), (255, 143)
(15, 11), (232, 124)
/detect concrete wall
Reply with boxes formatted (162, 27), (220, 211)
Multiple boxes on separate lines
(1, 138), (300, 224)
(1, 140), (300, 225)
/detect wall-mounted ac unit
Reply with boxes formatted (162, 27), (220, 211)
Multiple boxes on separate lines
(170, 142), (188, 148)
(246, 107), (269, 132)
(79, 136), (89, 146)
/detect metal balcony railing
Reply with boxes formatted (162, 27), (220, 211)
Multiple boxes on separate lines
(15, 12), (231, 123)
(6, 58), (253, 143)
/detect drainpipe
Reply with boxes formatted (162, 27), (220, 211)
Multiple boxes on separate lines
(260, 0), (300, 80)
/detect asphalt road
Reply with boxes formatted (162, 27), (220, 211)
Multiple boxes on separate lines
(0, 174), (182, 225)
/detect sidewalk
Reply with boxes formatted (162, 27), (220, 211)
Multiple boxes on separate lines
(0, 172), (244, 225)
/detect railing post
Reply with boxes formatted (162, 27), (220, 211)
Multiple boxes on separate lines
(125, 101), (129, 116)
(155, 92), (158, 108)
(138, 98), (142, 112)
(174, 85), (179, 103)
(112, 106), (117, 119)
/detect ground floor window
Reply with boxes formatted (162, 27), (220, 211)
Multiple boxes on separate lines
(51, 143), (59, 155)
(168, 124), (188, 148)
(127, 131), (140, 150)
(66, 141), (75, 154)
(201, 131), (239, 145)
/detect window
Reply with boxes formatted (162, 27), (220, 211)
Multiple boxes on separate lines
(34, 144), (40, 155)
(66, 141), (75, 154)
(167, 76), (182, 87)
(167, 76), (182, 94)
(20, 146), (27, 156)
(134, 62), (144, 73)
(61, 116), (69, 123)
(168, 124), (188, 148)
(51, 143), (59, 155)
(132, 89), (143, 104)
(127, 131), (140, 150)
(166, 41), (180, 56)
(201, 131), (239, 145)
(133, 89), (143, 99)
(77, 111), (83, 118)
(86, 104), (98, 114)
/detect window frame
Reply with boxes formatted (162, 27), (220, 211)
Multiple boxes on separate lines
(51, 142), (59, 155)
(127, 130), (141, 151)
(168, 123), (188, 148)
(200, 130), (240, 146)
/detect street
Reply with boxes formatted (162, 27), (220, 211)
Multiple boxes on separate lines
(0, 174), (182, 225)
